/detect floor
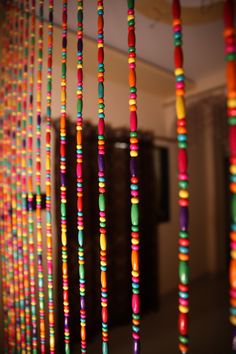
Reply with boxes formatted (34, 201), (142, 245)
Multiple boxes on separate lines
(83, 274), (232, 354)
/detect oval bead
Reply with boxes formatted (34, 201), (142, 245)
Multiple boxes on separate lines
(102, 307), (108, 323)
(178, 313), (188, 335)
(178, 148), (187, 173)
(131, 204), (139, 226)
(132, 294), (140, 314)
(230, 125), (236, 156)
(230, 259), (236, 288)
(176, 95), (185, 119)
(131, 250), (139, 271)
(179, 261), (189, 285)
(174, 45), (183, 68)
(231, 194), (236, 223)
(99, 194), (105, 212)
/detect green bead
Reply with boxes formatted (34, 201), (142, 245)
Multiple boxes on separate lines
(179, 231), (188, 238)
(131, 204), (139, 226)
(179, 261), (189, 285)
(178, 142), (187, 149)
(61, 203), (66, 218)
(102, 342), (108, 354)
(77, 98), (83, 113)
(79, 264), (84, 280)
(179, 335), (188, 344)
(62, 62), (66, 76)
(178, 180), (188, 189)
(78, 9), (83, 23)
(99, 194), (105, 212)
(231, 194), (236, 223)
(228, 117), (236, 125)
(127, 0), (134, 9)
(98, 82), (104, 98)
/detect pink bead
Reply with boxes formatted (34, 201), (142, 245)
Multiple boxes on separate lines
(178, 173), (188, 180)
(132, 294), (140, 314)
(130, 111), (137, 132)
(98, 119), (104, 135)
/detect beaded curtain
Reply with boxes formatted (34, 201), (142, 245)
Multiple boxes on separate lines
(0, 0), (233, 353)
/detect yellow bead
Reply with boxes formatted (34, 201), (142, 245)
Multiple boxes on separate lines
(179, 190), (189, 199)
(179, 305), (189, 314)
(100, 234), (106, 251)
(228, 98), (236, 108)
(230, 165), (236, 174)
(176, 95), (185, 119)
(130, 151), (138, 157)
(230, 316), (236, 326)
(175, 68), (184, 76)
(231, 250), (236, 260)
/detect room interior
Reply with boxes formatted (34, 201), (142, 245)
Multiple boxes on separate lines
(0, 0), (234, 353)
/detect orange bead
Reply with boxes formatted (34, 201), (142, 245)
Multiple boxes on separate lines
(131, 250), (139, 271)
(81, 326), (86, 341)
(230, 259), (236, 288)
(227, 61), (236, 92)
(129, 69), (136, 87)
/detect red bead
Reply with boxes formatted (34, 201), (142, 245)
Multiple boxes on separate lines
(102, 307), (108, 323)
(78, 68), (83, 83)
(179, 313), (188, 335)
(98, 118), (104, 135)
(130, 111), (137, 132)
(98, 47), (104, 63)
(172, 0), (180, 19)
(128, 30), (135, 47)
(174, 46), (183, 68)
(132, 294), (140, 314)
(224, 0), (234, 28)
(178, 149), (187, 174)
(77, 197), (83, 212)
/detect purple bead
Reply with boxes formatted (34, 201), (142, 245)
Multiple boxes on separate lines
(78, 38), (83, 52)
(98, 154), (104, 172)
(64, 316), (69, 328)
(61, 172), (66, 186)
(80, 296), (85, 310)
(133, 339), (140, 354)
(232, 327), (236, 351)
(37, 114), (41, 126)
(179, 206), (188, 231)
(62, 36), (67, 49)
(130, 157), (137, 176)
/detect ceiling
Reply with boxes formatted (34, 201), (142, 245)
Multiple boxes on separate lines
(40, 0), (231, 83)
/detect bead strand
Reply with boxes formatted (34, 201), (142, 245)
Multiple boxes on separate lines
(35, 1), (46, 350)
(11, 4), (22, 349)
(97, 2), (109, 353)
(21, 1), (32, 350)
(60, 1), (70, 352)
(27, 1), (38, 350)
(223, 0), (236, 350)
(3, 7), (16, 348)
(46, 0), (55, 352)
(76, 1), (87, 352)
(127, 1), (141, 353)
(172, 1), (190, 353)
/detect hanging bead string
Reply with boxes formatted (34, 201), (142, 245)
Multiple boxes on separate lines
(35, 1), (46, 351)
(60, 1), (70, 352)
(3, 6), (16, 349)
(0, 21), (10, 350)
(11, 3), (22, 350)
(16, 1), (28, 350)
(97, 2), (109, 353)
(224, 0), (236, 350)
(172, 1), (190, 353)
(45, 0), (55, 352)
(76, 1), (87, 352)
(20, 0), (32, 350)
(28, 0), (38, 350)
(127, 1), (141, 353)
